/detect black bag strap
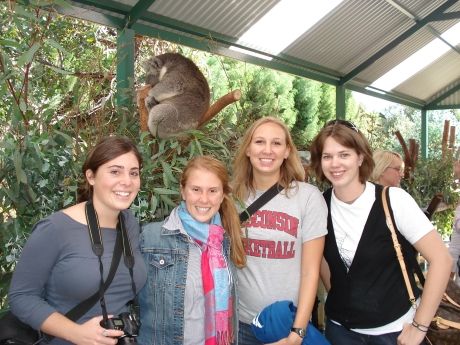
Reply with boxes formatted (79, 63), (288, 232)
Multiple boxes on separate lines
(84, 201), (136, 324)
(42, 204), (124, 343)
(239, 183), (283, 223)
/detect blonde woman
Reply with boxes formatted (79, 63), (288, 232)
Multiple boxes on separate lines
(371, 150), (404, 187)
(233, 116), (328, 345)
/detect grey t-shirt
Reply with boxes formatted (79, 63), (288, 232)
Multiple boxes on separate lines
(237, 182), (328, 324)
(8, 209), (147, 344)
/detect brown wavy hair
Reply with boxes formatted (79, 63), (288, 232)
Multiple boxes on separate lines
(232, 116), (305, 201)
(181, 156), (246, 268)
(310, 123), (374, 184)
(77, 136), (142, 203)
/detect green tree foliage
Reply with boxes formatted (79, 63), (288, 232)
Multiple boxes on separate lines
(290, 77), (322, 147)
(317, 84), (336, 124)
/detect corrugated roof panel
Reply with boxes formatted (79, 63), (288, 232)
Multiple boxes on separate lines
(356, 17), (460, 85)
(285, 0), (414, 74)
(393, 50), (460, 101)
(356, 28), (455, 83)
(439, 90), (460, 107)
(136, 0), (279, 38)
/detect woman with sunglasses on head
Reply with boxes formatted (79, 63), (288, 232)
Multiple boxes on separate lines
(371, 150), (405, 187)
(232, 116), (328, 345)
(138, 156), (245, 345)
(8, 136), (147, 344)
(309, 120), (452, 345)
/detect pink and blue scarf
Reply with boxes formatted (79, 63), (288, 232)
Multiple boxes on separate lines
(178, 202), (233, 345)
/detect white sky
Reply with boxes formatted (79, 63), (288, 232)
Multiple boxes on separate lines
(352, 91), (399, 112)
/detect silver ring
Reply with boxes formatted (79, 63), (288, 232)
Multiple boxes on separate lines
(102, 329), (109, 337)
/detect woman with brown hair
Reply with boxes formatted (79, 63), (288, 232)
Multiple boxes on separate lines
(138, 155), (245, 345)
(8, 136), (147, 344)
(233, 116), (328, 345)
(310, 120), (451, 345)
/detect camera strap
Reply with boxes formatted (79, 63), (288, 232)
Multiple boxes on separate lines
(84, 200), (137, 323)
(43, 202), (126, 343)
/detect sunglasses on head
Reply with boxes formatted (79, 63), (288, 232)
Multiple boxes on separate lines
(325, 119), (359, 132)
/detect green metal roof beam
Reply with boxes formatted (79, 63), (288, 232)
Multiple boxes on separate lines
(425, 104), (460, 110)
(69, 0), (127, 18)
(346, 84), (424, 109)
(125, 0), (157, 28)
(116, 28), (135, 107)
(425, 11), (460, 21)
(339, 0), (458, 85)
(424, 81), (460, 109)
(421, 109), (428, 159)
(57, 4), (125, 28)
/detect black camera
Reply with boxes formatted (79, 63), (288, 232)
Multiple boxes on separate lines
(100, 312), (140, 345)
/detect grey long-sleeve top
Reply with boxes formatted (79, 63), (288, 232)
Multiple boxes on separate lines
(8, 210), (147, 344)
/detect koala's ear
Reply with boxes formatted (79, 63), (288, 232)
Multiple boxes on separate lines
(145, 56), (163, 71)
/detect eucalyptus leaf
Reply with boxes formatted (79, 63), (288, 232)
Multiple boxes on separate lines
(161, 161), (178, 184)
(17, 42), (41, 67)
(12, 150), (27, 184)
(0, 39), (21, 49)
(150, 195), (158, 215)
(53, 129), (73, 144)
(160, 194), (177, 208)
(19, 98), (27, 113)
(45, 38), (69, 55)
(42, 162), (50, 172)
(47, 65), (72, 75)
(13, 5), (39, 21)
(153, 188), (179, 195)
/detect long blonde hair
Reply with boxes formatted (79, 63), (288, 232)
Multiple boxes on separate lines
(232, 116), (305, 201)
(181, 156), (246, 267)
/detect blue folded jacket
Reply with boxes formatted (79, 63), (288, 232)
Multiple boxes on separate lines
(251, 300), (330, 345)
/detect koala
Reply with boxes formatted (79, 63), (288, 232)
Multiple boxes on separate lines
(143, 53), (210, 138)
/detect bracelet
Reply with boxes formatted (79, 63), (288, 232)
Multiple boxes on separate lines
(411, 320), (429, 333)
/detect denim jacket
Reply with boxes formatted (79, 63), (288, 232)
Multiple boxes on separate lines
(138, 207), (239, 345)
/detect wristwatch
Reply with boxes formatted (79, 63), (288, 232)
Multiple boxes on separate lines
(291, 327), (306, 338)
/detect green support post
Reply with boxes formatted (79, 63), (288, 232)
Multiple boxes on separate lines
(421, 109), (428, 159)
(116, 28), (135, 108)
(336, 84), (346, 119)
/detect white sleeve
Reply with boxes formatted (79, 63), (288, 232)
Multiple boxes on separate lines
(388, 187), (434, 244)
(449, 205), (460, 272)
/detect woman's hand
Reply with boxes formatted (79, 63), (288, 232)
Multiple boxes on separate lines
(62, 315), (124, 345)
(266, 331), (303, 345)
(397, 322), (426, 345)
